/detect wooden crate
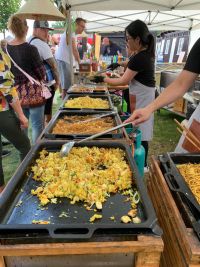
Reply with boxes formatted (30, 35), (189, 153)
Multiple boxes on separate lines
(173, 97), (186, 113)
(79, 63), (91, 72)
(148, 157), (200, 267)
(0, 235), (163, 267)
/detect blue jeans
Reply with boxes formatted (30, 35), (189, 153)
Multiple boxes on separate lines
(23, 105), (45, 144)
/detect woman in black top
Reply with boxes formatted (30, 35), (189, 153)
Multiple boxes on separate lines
(92, 20), (156, 168)
(7, 15), (46, 144)
(125, 36), (200, 127)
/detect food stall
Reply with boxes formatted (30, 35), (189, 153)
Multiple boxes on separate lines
(1, 0), (200, 266)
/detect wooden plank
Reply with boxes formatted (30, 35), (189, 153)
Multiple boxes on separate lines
(0, 239), (163, 257)
(135, 252), (161, 267)
(149, 157), (200, 267)
(0, 257), (5, 267)
(148, 168), (187, 267)
(150, 158), (192, 258)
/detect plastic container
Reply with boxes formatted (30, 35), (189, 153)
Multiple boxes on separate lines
(120, 114), (145, 177)
(134, 130), (145, 177)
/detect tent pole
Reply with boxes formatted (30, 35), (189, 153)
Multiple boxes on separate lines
(67, 9), (74, 85)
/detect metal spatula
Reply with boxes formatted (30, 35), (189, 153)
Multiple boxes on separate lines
(64, 111), (116, 124)
(60, 122), (135, 157)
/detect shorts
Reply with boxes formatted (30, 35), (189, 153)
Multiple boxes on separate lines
(44, 85), (56, 115)
(56, 60), (71, 91)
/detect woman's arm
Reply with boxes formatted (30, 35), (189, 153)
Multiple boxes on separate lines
(148, 70), (197, 112)
(126, 70), (198, 124)
(10, 98), (28, 128)
(104, 68), (137, 87)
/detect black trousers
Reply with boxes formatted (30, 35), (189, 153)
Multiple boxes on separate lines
(0, 109), (31, 186)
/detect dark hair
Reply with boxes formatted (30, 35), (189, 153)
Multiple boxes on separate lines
(75, 17), (86, 24)
(125, 20), (155, 58)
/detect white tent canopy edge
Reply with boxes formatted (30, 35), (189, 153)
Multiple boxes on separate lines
(59, 0), (200, 32)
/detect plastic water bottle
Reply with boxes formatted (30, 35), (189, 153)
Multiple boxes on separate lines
(134, 130), (145, 177)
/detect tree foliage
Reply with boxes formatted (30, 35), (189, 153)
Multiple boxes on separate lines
(0, 0), (21, 33)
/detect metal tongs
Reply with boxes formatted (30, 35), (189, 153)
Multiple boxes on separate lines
(60, 122), (136, 157)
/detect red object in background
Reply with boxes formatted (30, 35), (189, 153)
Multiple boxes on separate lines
(87, 37), (93, 45)
(106, 72), (112, 77)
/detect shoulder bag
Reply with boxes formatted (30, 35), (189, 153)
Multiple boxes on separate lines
(6, 46), (52, 108)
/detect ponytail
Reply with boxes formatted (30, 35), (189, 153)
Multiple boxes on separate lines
(147, 34), (155, 58)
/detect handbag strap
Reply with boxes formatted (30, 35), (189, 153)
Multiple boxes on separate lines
(5, 45), (41, 86)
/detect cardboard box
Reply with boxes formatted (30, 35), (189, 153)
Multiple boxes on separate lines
(79, 63), (91, 72)
(173, 97), (186, 113)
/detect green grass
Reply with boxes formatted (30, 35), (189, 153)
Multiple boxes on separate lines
(2, 96), (183, 185)
(149, 109), (182, 159)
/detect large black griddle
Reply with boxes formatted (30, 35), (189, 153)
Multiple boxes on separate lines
(60, 94), (114, 111)
(159, 153), (200, 240)
(0, 141), (161, 241)
(43, 110), (123, 140)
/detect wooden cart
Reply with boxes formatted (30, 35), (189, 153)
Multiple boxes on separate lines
(0, 235), (163, 267)
(148, 156), (200, 267)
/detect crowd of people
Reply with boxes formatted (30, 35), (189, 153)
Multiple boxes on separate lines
(1, 14), (200, 192)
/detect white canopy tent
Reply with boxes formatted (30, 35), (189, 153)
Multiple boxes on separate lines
(59, 0), (200, 32)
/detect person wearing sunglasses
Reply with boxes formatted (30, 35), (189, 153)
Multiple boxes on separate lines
(91, 20), (155, 170)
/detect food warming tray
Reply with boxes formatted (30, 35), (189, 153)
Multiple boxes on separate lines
(0, 140), (161, 241)
(67, 85), (109, 95)
(43, 110), (123, 140)
(60, 94), (114, 111)
(159, 153), (200, 240)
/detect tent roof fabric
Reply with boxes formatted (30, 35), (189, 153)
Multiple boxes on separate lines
(60, 0), (200, 32)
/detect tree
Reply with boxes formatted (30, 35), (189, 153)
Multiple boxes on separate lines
(0, 0), (21, 38)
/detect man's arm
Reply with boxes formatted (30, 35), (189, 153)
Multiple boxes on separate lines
(148, 70), (198, 113)
(45, 57), (60, 88)
(72, 38), (81, 64)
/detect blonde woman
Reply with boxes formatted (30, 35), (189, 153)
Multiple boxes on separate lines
(7, 15), (46, 144)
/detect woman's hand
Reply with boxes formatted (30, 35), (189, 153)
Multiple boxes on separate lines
(107, 63), (120, 71)
(18, 114), (29, 129)
(124, 107), (152, 125)
(90, 75), (105, 83)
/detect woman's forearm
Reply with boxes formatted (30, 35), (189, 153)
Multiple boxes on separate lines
(104, 76), (126, 86)
(147, 70), (198, 113)
(10, 99), (24, 118)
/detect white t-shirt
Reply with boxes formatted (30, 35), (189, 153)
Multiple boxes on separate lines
(27, 36), (53, 61)
(55, 32), (76, 64)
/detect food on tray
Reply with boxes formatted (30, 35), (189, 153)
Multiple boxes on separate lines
(69, 84), (107, 92)
(132, 216), (141, 224)
(177, 163), (200, 203)
(94, 85), (107, 91)
(121, 215), (131, 223)
(32, 220), (50, 224)
(52, 115), (115, 135)
(64, 96), (109, 109)
(89, 214), (102, 222)
(69, 84), (95, 93)
(31, 147), (136, 210)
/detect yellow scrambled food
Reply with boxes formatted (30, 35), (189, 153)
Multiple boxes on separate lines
(31, 147), (132, 207)
(64, 96), (109, 109)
